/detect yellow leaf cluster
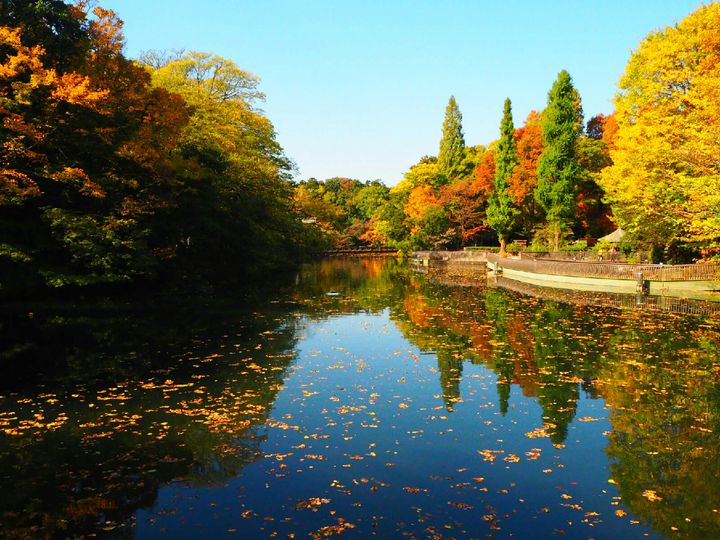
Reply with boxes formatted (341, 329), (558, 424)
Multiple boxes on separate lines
(600, 4), (720, 248)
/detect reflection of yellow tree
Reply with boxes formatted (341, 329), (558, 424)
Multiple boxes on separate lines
(397, 263), (720, 538)
(599, 318), (720, 539)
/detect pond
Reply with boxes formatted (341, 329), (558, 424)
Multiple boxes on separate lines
(1, 258), (719, 539)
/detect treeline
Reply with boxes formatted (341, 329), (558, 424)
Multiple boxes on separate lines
(298, 4), (720, 262)
(2, 1), (718, 296)
(297, 85), (612, 254)
(0, 1), (322, 298)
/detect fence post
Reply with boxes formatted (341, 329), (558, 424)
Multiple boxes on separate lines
(636, 272), (648, 294)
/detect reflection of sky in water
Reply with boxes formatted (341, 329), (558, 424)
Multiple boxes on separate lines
(136, 311), (655, 539)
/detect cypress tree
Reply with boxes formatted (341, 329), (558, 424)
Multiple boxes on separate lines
(535, 70), (583, 252)
(437, 96), (466, 182)
(487, 98), (520, 254)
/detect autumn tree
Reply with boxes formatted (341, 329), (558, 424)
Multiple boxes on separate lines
(0, 0), (90, 70)
(144, 50), (307, 279)
(349, 181), (389, 221)
(291, 178), (391, 249)
(599, 3), (720, 255)
(377, 189), (412, 250)
(575, 115), (614, 238)
(473, 149), (496, 198)
(509, 111), (544, 236)
(437, 96), (466, 183)
(535, 70), (583, 251)
(0, 5), (182, 287)
(586, 113), (608, 140)
(293, 183), (347, 232)
(439, 177), (488, 246)
(487, 98), (520, 254)
(0, 2), (313, 296)
(401, 184), (451, 249)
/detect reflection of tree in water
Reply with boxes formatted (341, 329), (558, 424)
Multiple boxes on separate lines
(410, 265), (720, 538)
(398, 276), (601, 440)
(600, 317), (720, 539)
(484, 289), (517, 416)
(293, 257), (411, 316)
(437, 350), (463, 411)
(11, 258), (717, 538)
(394, 283), (476, 412)
(0, 258), (421, 538)
(0, 301), (300, 538)
(531, 302), (582, 443)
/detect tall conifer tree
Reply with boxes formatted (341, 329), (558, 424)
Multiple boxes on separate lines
(535, 70), (583, 251)
(487, 98), (520, 254)
(437, 96), (466, 183)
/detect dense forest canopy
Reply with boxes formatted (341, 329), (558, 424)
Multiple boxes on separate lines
(0, 0), (321, 297)
(1, 2), (719, 298)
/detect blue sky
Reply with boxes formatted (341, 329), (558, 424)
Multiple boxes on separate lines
(102, 0), (704, 185)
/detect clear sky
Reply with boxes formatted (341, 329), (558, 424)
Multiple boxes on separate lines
(101, 0), (704, 185)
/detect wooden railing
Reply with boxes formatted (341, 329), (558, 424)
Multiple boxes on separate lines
(324, 247), (398, 256)
(519, 250), (650, 263)
(487, 253), (720, 282)
(413, 251), (489, 262)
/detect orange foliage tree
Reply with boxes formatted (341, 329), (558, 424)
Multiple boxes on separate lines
(509, 111), (544, 237)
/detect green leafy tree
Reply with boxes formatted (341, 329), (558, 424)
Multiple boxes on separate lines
(535, 70), (583, 251)
(349, 182), (390, 221)
(146, 51), (303, 281)
(575, 129), (613, 238)
(377, 190), (411, 250)
(437, 96), (466, 183)
(487, 98), (520, 254)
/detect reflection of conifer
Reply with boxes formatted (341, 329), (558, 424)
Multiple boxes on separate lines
(495, 360), (515, 416)
(533, 302), (581, 444)
(437, 352), (463, 412)
(581, 377), (601, 399)
(497, 379), (511, 415)
(485, 289), (516, 416)
(538, 384), (578, 444)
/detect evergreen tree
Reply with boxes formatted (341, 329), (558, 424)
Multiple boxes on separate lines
(437, 96), (466, 183)
(535, 70), (583, 251)
(487, 98), (520, 254)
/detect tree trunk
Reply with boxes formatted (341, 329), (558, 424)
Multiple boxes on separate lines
(553, 224), (560, 253)
(499, 237), (507, 256)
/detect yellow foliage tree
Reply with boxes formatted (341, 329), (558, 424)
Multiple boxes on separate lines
(599, 4), (720, 252)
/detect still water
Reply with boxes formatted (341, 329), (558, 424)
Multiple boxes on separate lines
(1, 258), (719, 539)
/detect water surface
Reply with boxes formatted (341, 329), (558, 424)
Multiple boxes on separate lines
(1, 258), (719, 539)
